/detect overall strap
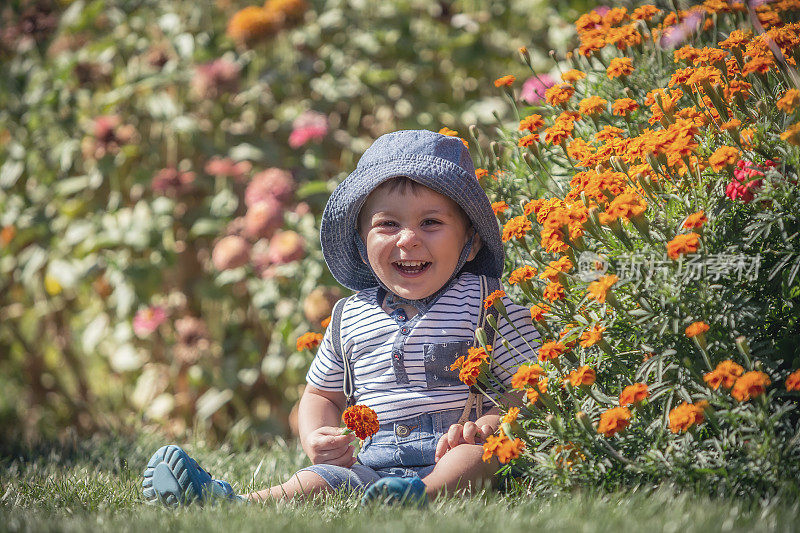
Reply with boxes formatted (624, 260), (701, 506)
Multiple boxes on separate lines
(330, 296), (356, 408)
(484, 276), (501, 348)
(457, 275), (503, 425)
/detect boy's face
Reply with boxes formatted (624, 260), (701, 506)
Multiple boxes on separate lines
(358, 182), (480, 300)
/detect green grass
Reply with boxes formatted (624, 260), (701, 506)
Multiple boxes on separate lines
(1, 432), (798, 533)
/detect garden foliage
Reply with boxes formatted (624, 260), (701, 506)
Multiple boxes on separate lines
(0, 0), (575, 444)
(475, 1), (800, 495)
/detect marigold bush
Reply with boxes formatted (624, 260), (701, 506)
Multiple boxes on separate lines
(473, 1), (800, 496)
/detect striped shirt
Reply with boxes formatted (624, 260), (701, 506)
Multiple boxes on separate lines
(306, 272), (542, 422)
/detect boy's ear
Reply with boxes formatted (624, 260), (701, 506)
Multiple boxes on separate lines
(466, 231), (482, 261)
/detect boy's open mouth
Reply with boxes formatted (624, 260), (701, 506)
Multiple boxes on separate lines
(392, 260), (431, 275)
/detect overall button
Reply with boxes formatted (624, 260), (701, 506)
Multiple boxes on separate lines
(395, 425), (410, 437)
(400, 327), (409, 335)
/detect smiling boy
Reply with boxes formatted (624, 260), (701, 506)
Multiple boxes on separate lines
(143, 130), (540, 506)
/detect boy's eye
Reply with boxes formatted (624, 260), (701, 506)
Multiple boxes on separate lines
(376, 220), (398, 228)
(421, 219), (441, 226)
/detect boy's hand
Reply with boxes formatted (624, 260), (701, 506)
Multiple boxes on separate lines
(434, 422), (494, 462)
(306, 426), (358, 467)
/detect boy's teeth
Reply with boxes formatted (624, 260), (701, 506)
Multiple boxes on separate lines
(394, 260), (429, 273)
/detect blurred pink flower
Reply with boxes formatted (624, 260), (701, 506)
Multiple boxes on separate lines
(83, 115), (137, 159)
(521, 74), (555, 105)
(212, 235), (251, 270)
(151, 168), (196, 196)
(244, 198), (284, 240)
(266, 230), (305, 264)
(288, 110), (328, 148)
(245, 168), (295, 207)
(204, 156), (252, 181)
(660, 10), (704, 48)
(191, 58), (240, 99)
(133, 306), (167, 338)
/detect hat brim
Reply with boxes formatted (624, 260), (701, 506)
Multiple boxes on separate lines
(320, 154), (504, 291)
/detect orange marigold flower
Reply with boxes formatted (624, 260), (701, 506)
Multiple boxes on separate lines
(683, 211), (707, 229)
(227, 6), (281, 43)
(501, 407), (520, 425)
(619, 383), (649, 406)
(538, 340), (567, 362)
(518, 133), (539, 147)
(540, 257), (573, 283)
(525, 388), (540, 404)
(606, 57), (634, 79)
(667, 232), (700, 260)
(686, 322), (709, 339)
(544, 121), (576, 145)
(578, 96), (608, 115)
(451, 346), (492, 386)
(543, 281), (565, 303)
(731, 371), (771, 401)
(781, 122), (800, 146)
(719, 29), (751, 49)
(612, 97), (639, 116)
(786, 369), (800, 391)
(594, 126), (625, 142)
(703, 359), (744, 390)
(668, 401), (707, 433)
(482, 431), (525, 464)
(579, 325), (605, 347)
(720, 118), (741, 131)
(685, 321), (709, 338)
(438, 127), (468, 147)
(296, 331), (323, 351)
(342, 404), (379, 440)
(511, 364), (545, 389)
(709, 146), (740, 171)
(475, 168), (489, 180)
(742, 56), (773, 76)
(530, 303), (551, 322)
(519, 114), (545, 132)
(587, 274), (618, 303)
(632, 5), (660, 21)
(509, 265), (537, 285)
(501, 215), (532, 242)
(777, 89), (800, 113)
(483, 290), (506, 309)
(545, 83), (576, 106)
(320, 316), (331, 328)
(569, 366), (596, 387)
(597, 406), (631, 437)
(561, 69), (587, 83)
(538, 377), (549, 393)
(492, 201), (510, 215)
(494, 75), (516, 87)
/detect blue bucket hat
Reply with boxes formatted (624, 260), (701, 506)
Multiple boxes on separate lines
(320, 129), (504, 292)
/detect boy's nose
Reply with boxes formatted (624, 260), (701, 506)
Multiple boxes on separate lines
(395, 228), (421, 248)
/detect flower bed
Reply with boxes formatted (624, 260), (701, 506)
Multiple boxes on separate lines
(475, 2), (800, 495)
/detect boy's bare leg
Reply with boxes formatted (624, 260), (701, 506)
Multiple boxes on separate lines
(245, 470), (334, 502)
(421, 443), (499, 498)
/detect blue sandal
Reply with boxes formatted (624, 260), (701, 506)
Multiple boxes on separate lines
(142, 444), (243, 506)
(361, 475), (428, 507)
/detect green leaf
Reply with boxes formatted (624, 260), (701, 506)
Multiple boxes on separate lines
(190, 218), (222, 238)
